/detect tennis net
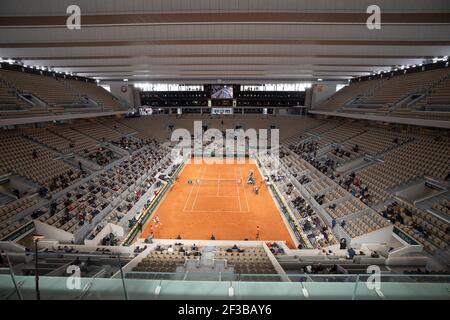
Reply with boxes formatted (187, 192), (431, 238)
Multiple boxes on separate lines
(196, 179), (242, 185)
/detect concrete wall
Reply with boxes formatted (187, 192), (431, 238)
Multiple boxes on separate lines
(304, 88), (313, 108)
(349, 226), (394, 248)
(34, 220), (75, 242)
(310, 84), (336, 108)
(309, 110), (450, 129)
(133, 87), (142, 106)
(84, 223), (125, 246)
(110, 83), (137, 107)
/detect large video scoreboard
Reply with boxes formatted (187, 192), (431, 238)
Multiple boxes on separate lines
(204, 84), (239, 107)
(139, 84), (305, 109)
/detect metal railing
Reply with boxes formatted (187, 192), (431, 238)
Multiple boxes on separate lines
(1, 270), (449, 300)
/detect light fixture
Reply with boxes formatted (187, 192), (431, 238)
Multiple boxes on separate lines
(32, 235), (45, 241)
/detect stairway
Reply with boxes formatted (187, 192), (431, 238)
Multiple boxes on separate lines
(435, 248), (450, 268)
(201, 246), (216, 267)
(0, 192), (15, 206)
(416, 191), (450, 223)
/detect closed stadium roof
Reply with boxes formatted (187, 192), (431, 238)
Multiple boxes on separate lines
(0, 0), (449, 82)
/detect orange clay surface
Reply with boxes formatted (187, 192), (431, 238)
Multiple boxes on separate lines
(141, 158), (295, 248)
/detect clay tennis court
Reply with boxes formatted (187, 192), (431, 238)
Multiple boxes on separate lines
(140, 158), (296, 248)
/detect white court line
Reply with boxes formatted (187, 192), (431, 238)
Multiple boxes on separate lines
(234, 167), (243, 212)
(217, 170), (221, 197)
(239, 167), (250, 212)
(182, 184), (196, 212)
(183, 165), (204, 212)
(200, 195), (240, 198)
(189, 165), (206, 212)
(183, 209), (248, 213)
(182, 164), (203, 212)
(182, 165), (198, 212)
(183, 164), (251, 213)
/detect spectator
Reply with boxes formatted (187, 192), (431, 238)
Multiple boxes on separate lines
(73, 257), (81, 266)
(145, 233), (154, 244)
(347, 247), (356, 259)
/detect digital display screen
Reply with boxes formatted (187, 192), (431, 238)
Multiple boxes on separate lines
(211, 85), (234, 99)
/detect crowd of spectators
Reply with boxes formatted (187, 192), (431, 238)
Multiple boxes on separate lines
(101, 232), (120, 246)
(112, 137), (153, 153)
(336, 172), (372, 205)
